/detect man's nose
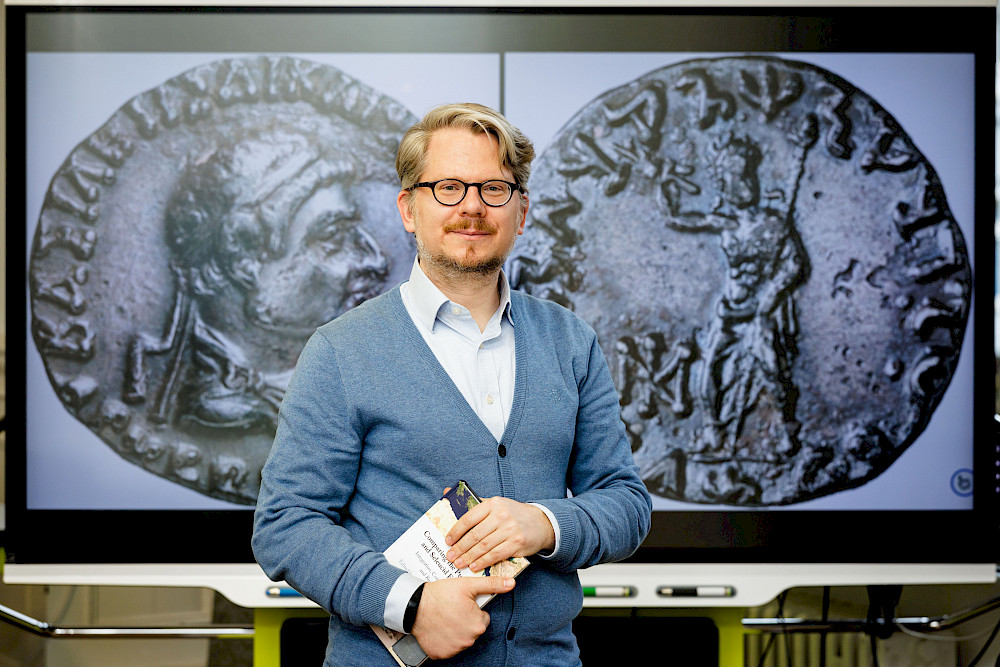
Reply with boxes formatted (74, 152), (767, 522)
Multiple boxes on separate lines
(459, 184), (488, 214)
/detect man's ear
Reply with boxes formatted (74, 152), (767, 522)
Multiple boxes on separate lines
(517, 193), (529, 235)
(397, 189), (416, 233)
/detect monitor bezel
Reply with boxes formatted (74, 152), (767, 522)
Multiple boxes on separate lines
(4, 4), (997, 567)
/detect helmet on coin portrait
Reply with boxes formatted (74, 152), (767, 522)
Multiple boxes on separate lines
(165, 124), (390, 337)
(136, 123), (392, 433)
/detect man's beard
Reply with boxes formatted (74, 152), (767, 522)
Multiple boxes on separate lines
(415, 217), (517, 278)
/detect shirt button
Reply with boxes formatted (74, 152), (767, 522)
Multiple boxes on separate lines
(507, 627), (517, 641)
(498, 444), (507, 457)
(486, 394), (495, 405)
(452, 306), (461, 315)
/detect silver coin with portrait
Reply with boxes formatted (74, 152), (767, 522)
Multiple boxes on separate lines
(29, 56), (417, 504)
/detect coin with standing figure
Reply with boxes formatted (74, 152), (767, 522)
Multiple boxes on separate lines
(511, 56), (970, 505)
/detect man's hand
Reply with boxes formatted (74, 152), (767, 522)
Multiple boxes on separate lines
(445, 496), (556, 572)
(411, 576), (514, 660)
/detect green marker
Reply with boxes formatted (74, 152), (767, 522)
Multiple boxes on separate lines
(582, 586), (634, 597)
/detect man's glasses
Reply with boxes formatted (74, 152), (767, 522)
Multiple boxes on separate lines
(408, 179), (522, 207)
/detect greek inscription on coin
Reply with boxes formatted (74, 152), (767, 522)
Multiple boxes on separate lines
(511, 56), (970, 505)
(30, 57), (417, 504)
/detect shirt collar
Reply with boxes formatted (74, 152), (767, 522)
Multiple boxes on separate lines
(406, 256), (515, 331)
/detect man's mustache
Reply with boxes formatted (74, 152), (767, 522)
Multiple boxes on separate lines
(442, 218), (496, 234)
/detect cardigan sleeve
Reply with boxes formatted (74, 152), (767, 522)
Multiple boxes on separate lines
(537, 330), (653, 572)
(251, 330), (404, 628)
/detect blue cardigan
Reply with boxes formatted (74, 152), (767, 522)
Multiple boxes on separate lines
(252, 285), (652, 666)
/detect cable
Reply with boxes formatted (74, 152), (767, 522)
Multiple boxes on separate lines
(865, 585), (903, 667)
(52, 586), (78, 626)
(896, 622), (994, 643)
(783, 594), (792, 667)
(966, 612), (1000, 667)
(757, 591), (788, 667)
(819, 586), (830, 667)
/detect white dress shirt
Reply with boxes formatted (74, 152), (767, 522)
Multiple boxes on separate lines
(401, 257), (516, 440)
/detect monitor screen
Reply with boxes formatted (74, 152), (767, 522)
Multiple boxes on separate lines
(5, 6), (996, 565)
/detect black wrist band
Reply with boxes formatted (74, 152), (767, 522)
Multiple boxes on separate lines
(402, 583), (424, 634)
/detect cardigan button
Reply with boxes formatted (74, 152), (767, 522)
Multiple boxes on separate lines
(506, 626), (517, 641)
(498, 444), (507, 457)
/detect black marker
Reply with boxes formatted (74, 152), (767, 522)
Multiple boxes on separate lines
(657, 586), (734, 598)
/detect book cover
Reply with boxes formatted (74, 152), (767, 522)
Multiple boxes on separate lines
(371, 480), (530, 666)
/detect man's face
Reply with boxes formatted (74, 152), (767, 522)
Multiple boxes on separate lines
(396, 127), (528, 281)
(247, 181), (389, 333)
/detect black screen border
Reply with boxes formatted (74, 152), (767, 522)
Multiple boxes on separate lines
(4, 4), (997, 565)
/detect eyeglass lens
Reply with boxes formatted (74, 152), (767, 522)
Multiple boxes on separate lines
(434, 180), (513, 206)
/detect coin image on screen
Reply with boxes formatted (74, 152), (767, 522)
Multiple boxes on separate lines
(29, 56), (417, 504)
(511, 56), (970, 505)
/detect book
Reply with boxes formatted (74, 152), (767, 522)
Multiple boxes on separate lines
(371, 480), (531, 667)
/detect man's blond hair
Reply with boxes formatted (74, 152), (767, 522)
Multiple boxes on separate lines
(396, 103), (535, 199)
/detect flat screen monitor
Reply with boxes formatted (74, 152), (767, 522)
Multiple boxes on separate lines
(4, 5), (997, 567)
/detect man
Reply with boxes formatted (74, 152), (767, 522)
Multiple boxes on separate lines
(252, 103), (651, 665)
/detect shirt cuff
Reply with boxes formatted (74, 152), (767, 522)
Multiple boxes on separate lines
(384, 572), (425, 632)
(530, 502), (561, 559)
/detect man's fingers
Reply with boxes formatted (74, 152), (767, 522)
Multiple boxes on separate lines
(465, 575), (515, 596)
(466, 544), (515, 572)
(446, 502), (488, 546)
(448, 522), (500, 568)
(455, 536), (518, 572)
(445, 496), (554, 571)
(412, 577), (507, 660)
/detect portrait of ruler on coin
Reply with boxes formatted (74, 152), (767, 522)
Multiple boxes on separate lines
(508, 54), (974, 507)
(26, 55), (441, 506)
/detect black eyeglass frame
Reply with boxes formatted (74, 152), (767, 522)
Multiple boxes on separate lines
(408, 179), (523, 207)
